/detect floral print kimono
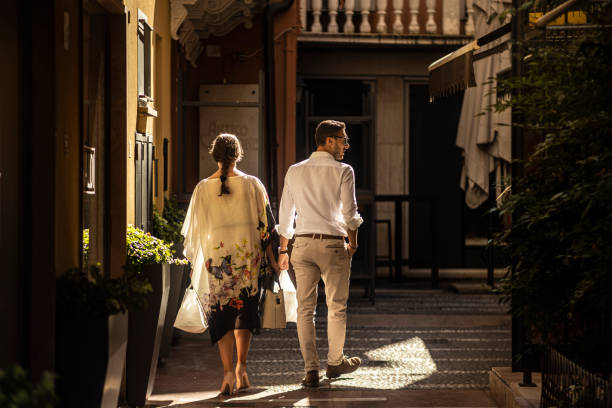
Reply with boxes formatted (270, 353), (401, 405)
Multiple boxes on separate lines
(181, 175), (275, 344)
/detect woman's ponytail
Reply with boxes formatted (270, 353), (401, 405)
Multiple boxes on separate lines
(219, 158), (231, 196)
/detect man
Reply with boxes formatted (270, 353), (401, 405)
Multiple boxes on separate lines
(278, 120), (363, 387)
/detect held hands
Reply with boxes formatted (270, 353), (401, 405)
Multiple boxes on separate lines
(278, 253), (290, 271)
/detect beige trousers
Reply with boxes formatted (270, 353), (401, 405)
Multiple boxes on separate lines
(291, 236), (351, 373)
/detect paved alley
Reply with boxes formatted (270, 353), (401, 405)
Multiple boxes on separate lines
(149, 286), (511, 407)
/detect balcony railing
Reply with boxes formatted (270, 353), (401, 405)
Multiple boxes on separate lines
(299, 0), (475, 38)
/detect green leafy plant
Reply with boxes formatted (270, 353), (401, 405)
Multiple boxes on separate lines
(491, 2), (612, 372)
(152, 197), (186, 247)
(126, 225), (187, 270)
(0, 365), (57, 408)
(57, 264), (153, 318)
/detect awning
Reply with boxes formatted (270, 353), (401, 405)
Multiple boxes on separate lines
(428, 41), (479, 100)
(427, 0), (582, 98)
(427, 22), (510, 100)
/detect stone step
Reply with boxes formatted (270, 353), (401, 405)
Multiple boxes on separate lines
(489, 367), (541, 408)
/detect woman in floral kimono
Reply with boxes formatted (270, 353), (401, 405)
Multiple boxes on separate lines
(181, 133), (278, 395)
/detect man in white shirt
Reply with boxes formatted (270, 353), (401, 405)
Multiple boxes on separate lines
(278, 120), (364, 387)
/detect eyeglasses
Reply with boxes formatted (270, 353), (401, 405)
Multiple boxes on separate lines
(334, 136), (350, 145)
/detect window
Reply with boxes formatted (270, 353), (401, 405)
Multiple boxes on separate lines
(137, 11), (151, 98)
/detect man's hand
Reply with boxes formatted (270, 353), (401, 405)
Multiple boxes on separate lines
(347, 243), (358, 257)
(278, 253), (290, 270)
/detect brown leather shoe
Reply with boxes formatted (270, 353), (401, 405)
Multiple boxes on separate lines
(325, 356), (361, 378)
(302, 370), (319, 387)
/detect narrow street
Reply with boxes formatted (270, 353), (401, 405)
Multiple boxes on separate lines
(150, 285), (510, 407)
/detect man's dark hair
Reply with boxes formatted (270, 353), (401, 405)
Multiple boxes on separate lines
(314, 120), (345, 146)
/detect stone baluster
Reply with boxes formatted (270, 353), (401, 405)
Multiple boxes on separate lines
(360, 0), (372, 33)
(465, 0), (475, 36)
(392, 0), (403, 34)
(425, 0), (436, 33)
(375, 0), (387, 33)
(408, 0), (420, 34)
(344, 0), (356, 33)
(299, 0), (307, 30)
(328, 0), (339, 33)
(312, 0), (323, 32)
(442, 0), (460, 35)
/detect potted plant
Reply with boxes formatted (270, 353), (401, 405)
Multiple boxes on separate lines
(152, 198), (189, 363)
(55, 264), (150, 408)
(125, 225), (183, 406)
(0, 365), (57, 408)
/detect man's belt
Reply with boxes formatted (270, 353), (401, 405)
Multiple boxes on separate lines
(295, 233), (344, 240)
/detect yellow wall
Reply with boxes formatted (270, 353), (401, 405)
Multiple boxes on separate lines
(125, 0), (173, 225)
(52, 0), (173, 276)
(55, 0), (81, 275)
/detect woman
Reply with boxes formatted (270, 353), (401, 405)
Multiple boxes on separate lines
(181, 133), (279, 395)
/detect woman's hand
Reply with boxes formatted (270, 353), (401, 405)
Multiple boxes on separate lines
(271, 261), (281, 276)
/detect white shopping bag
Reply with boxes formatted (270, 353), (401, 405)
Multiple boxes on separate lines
(279, 270), (297, 323)
(174, 286), (208, 333)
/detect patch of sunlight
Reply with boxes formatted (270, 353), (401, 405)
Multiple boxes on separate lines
(329, 336), (438, 390)
(147, 390), (220, 405)
(225, 383), (304, 402)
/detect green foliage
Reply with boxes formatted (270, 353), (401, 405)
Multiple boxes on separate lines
(126, 225), (187, 270)
(152, 197), (187, 246)
(0, 365), (57, 408)
(57, 264), (153, 318)
(73, 223), (186, 318)
(82, 228), (89, 266)
(492, 3), (612, 363)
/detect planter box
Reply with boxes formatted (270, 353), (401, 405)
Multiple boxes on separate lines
(56, 312), (128, 408)
(126, 263), (170, 406)
(159, 264), (187, 362)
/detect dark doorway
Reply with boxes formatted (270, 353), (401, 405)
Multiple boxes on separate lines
(409, 84), (464, 268)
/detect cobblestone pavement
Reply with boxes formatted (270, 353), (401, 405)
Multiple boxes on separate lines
(150, 287), (510, 407)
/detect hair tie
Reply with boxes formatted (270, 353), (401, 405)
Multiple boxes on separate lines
(220, 175), (227, 182)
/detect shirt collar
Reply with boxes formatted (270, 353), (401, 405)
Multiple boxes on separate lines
(309, 151), (335, 161)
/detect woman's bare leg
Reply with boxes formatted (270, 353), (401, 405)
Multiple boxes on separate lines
(218, 331), (236, 394)
(234, 329), (252, 389)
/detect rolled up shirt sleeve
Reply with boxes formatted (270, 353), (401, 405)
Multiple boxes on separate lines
(340, 166), (363, 231)
(279, 171), (297, 239)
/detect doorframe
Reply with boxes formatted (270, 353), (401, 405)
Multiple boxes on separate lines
(403, 77), (428, 268)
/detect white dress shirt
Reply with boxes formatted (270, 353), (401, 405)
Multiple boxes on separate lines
(279, 151), (363, 239)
